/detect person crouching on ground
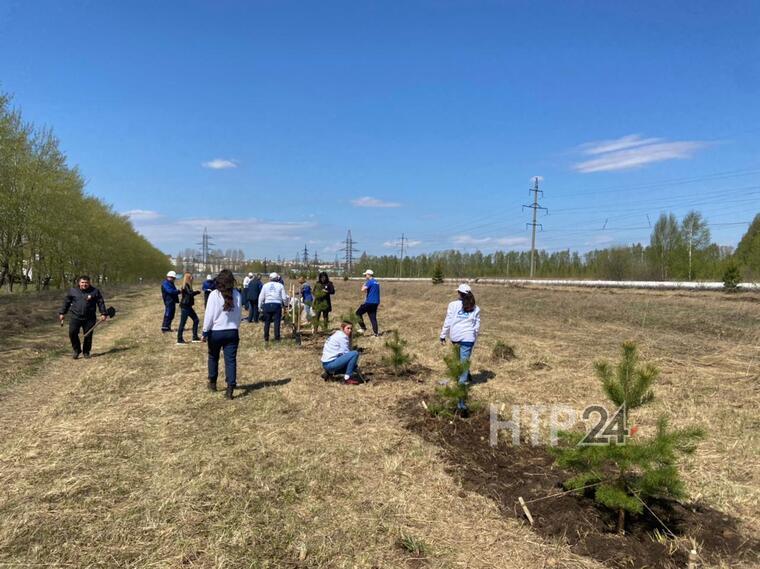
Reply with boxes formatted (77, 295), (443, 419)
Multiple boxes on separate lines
(161, 270), (180, 332)
(258, 272), (289, 342)
(321, 321), (363, 384)
(58, 275), (109, 359)
(202, 269), (242, 400)
(439, 283), (481, 415)
(356, 269), (380, 336)
(177, 271), (201, 344)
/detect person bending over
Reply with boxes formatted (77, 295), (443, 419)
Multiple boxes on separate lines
(58, 275), (108, 359)
(321, 321), (363, 384)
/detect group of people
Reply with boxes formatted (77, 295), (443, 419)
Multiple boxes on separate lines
(60, 266), (480, 411)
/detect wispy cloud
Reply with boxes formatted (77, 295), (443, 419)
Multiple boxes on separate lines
(573, 134), (708, 173)
(202, 158), (238, 170)
(383, 239), (422, 248)
(131, 216), (315, 246)
(123, 209), (162, 221)
(351, 196), (401, 208)
(452, 235), (529, 248)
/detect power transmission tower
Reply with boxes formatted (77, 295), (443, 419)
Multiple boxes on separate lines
(197, 227), (215, 273)
(312, 251), (319, 266)
(397, 233), (406, 277)
(340, 230), (357, 276)
(302, 244), (310, 266)
(523, 177), (547, 278)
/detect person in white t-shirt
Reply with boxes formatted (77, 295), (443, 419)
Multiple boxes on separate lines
(202, 269), (242, 400)
(440, 283), (481, 414)
(320, 321), (363, 384)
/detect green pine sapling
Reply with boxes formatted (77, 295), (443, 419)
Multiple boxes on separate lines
(382, 329), (414, 375)
(429, 344), (471, 417)
(552, 341), (704, 534)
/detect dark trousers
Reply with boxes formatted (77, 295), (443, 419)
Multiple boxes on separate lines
(69, 317), (96, 355)
(203, 291), (210, 307)
(246, 299), (260, 323)
(178, 307), (199, 341)
(314, 309), (330, 328)
(262, 303), (282, 341)
(356, 303), (379, 334)
(162, 302), (176, 331)
(207, 329), (239, 386)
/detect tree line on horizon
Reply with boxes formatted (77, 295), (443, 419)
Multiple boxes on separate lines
(0, 92), (169, 291)
(349, 211), (760, 282)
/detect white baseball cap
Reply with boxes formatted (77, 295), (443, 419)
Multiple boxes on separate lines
(269, 272), (279, 280)
(457, 283), (472, 294)
(206, 274), (212, 280)
(248, 272), (253, 277)
(363, 269), (374, 276)
(166, 270), (177, 278)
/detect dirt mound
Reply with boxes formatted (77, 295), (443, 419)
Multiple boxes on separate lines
(401, 400), (760, 569)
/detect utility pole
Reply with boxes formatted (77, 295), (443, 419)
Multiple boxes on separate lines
(523, 177), (547, 278)
(312, 251), (319, 266)
(197, 227), (215, 274)
(302, 243), (309, 266)
(397, 233), (406, 278)
(340, 230), (357, 276)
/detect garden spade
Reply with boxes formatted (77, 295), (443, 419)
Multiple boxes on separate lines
(82, 306), (117, 339)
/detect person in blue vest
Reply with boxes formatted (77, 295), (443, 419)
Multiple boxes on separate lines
(202, 274), (215, 307)
(355, 269), (381, 336)
(161, 270), (180, 332)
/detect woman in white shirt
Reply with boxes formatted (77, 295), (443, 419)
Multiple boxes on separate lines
(320, 321), (362, 384)
(202, 269), (242, 399)
(440, 283), (481, 413)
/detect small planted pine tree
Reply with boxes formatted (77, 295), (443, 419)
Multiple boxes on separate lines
(429, 344), (471, 417)
(552, 341), (704, 534)
(431, 262), (444, 285)
(382, 329), (414, 375)
(723, 261), (741, 292)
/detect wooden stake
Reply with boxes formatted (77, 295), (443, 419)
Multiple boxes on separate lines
(518, 496), (534, 526)
(421, 400), (428, 411)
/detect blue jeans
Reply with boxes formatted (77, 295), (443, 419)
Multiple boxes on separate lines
(207, 329), (239, 386)
(323, 350), (360, 377)
(455, 341), (475, 384)
(262, 303), (282, 340)
(162, 302), (176, 331)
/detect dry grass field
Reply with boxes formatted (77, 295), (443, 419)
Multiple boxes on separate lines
(0, 281), (758, 568)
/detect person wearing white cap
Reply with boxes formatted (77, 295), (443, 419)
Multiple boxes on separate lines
(161, 270), (180, 332)
(241, 272), (253, 316)
(258, 272), (290, 341)
(202, 274), (216, 307)
(440, 283), (481, 415)
(356, 269), (381, 336)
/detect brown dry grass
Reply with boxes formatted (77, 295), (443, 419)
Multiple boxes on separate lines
(0, 282), (757, 568)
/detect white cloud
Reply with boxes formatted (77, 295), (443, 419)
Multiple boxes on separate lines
(351, 196), (401, 208)
(573, 134), (708, 173)
(452, 235), (529, 248)
(131, 216), (315, 246)
(383, 239), (422, 248)
(202, 158), (238, 170)
(123, 209), (162, 221)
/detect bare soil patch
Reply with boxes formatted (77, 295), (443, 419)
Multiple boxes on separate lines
(401, 400), (760, 569)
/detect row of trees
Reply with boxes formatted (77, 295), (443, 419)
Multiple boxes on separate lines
(352, 212), (758, 281)
(0, 92), (169, 291)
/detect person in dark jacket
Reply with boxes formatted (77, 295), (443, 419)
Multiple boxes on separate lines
(161, 270), (180, 332)
(202, 274), (215, 307)
(177, 272), (201, 344)
(246, 273), (263, 323)
(58, 275), (108, 359)
(312, 271), (335, 330)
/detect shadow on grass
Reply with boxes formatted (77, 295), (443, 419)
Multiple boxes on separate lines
(88, 346), (134, 358)
(470, 369), (496, 384)
(234, 377), (291, 397)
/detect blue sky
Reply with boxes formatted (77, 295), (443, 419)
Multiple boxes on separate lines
(1, 1), (759, 259)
